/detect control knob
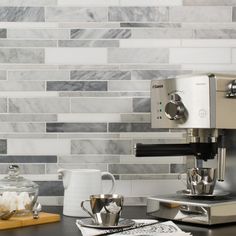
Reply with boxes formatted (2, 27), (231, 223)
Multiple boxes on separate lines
(165, 94), (185, 120)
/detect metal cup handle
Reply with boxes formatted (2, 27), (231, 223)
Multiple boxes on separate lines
(81, 200), (94, 219)
(101, 172), (116, 193)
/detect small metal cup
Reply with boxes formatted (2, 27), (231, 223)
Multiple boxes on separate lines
(81, 194), (124, 226)
(187, 168), (217, 195)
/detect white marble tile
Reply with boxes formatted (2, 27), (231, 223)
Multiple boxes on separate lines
(120, 39), (181, 48)
(169, 48), (231, 64)
(0, 91), (58, 97)
(181, 64), (236, 71)
(0, 123), (45, 133)
(0, 48), (44, 64)
(120, 0), (182, 6)
(8, 70), (70, 81)
(58, 0), (119, 6)
(58, 113), (121, 122)
(108, 48), (168, 63)
(182, 39), (236, 47)
(45, 7), (107, 22)
(0, 81), (44, 91)
(0, 0), (57, 6)
(71, 98), (132, 113)
(45, 48), (107, 65)
(170, 6), (232, 22)
(0, 22), (58, 28)
(184, 0), (236, 6)
(8, 139), (70, 155)
(7, 29), (70, 39)
(108, 80), (150, 91)
(9, 98), (69, 113)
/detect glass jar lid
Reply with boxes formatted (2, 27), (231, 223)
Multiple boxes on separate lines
(0, 165), (38, 193)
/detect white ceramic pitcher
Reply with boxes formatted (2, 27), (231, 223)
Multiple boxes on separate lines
(58, 169), (116, 217)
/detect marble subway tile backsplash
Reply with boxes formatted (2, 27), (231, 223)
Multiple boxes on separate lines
(0, 0), (235, 205)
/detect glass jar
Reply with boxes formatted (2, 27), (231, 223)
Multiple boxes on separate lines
(0, 165), (39, 216)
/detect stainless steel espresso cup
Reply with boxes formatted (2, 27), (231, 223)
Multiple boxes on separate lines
(81, 194), (124, 226)
(187, 168), (216, 195)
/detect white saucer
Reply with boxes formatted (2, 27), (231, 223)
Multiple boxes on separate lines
(177, 189), (230, 198)
(77, 218), (135, 229)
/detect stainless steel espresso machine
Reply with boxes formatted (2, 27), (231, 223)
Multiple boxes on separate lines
(135, 73), (236, 225)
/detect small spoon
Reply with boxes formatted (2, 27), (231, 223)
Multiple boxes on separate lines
(32, 202), (42, 219)
(0, 210), (16, 220)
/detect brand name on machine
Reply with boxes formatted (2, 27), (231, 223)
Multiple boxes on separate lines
(152, 84), (163, 88)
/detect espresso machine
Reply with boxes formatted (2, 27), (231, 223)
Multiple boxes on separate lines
(135, 73), (236, 225)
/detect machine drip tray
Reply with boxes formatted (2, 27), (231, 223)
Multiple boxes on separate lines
(147, 193), (236, 225)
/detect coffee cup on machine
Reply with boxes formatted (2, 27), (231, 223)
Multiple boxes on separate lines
(81, 194), (124, 226)
(187, 168), (217, 195)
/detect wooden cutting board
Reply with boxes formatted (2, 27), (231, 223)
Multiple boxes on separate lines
(0, 212), (61, 230)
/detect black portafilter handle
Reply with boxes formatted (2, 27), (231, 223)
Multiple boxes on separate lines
(135, 142), (218, 160)
(135, 143), (193, 157)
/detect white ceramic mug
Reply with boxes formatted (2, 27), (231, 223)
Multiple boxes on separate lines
(58, 169), (116, 217)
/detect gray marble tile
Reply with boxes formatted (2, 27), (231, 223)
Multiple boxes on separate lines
(0, 98), (7, 113)
(59, 155), (120, 164)
(34, 181), (63, 196)
(0, 40), (57, 47)
(0, 155), (57, 163)
(0, 7), (44, 22)
(59, 40), (119, 48)
(47, 81), (107, 91)
(0, 114), (57, 122)
(37, 181), (64, 196)
(71, 70), (131, 81)
(46, 7), (107, 22)
(195, 29), (236, 39)
(0, 48), (44, 64)
(170, 6), (231, 22)
(132, 28), (193, 39)
(7, 29), (70, 39)
(71, 29), (131, 39)
(0, 81), (45, 91)
(0, 123), (45, 133)
(71, 98), (132, 113)
(133, 98), (150, 112)
(184, 0), (236, 5)
(46, 123), (107, 133)
(0, 0), (57, 6)
(108, 164), (169, 174)
(120, 64), (181, 70)
(108, 48), (168, 64)
(109, 123), (164, 132)
(120, 23), (181, 28)
(131, 70), (192, 80)
(0, 164), (45, 174)
(9, 98), (70, 113)
(170, 164), (187, 173)
(71, 139), (132, 155)
(120, 174), (179, 180)
(0, 29), (6, 38)
(120, 113), (150, 123)
(0, 140), (7, 154)
(8, 70), (69, 81)
(108, 7), (168, 22)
